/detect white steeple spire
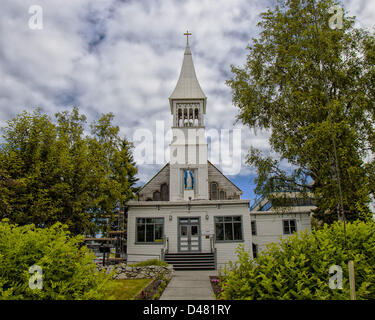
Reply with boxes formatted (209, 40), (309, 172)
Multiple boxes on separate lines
(169, 32), (207, 112)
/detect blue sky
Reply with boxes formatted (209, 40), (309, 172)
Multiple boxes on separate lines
(0, 0), (374, 206)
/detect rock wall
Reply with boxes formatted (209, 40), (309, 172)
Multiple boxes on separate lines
(97, 264), (174, 280)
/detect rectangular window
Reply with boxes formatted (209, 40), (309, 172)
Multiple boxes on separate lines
(136, 218), (164, 243)
(251, 221), (257, 236)
(252, 243), (258, 259)
(215, 216), (243, 241)
(283, 219), (297, 235)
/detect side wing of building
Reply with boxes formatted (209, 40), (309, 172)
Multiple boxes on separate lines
(250, 208), (313, 256)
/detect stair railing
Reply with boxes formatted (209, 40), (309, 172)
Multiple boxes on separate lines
(164, 236), (169, 254)
(161, 236), (169, 261)
(210, 234), (215, 253)
(210, 235), (218, 270)
(214, 248), (217, 270)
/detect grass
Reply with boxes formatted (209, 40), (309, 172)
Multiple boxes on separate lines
(104, 279), (153, 300)
(128, 259), (169, 267)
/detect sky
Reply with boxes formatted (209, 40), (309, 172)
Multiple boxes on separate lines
(0, 0), (374, 205)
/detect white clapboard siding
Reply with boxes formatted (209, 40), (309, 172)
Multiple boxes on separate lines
(250, 211), (311, 252)
(127, 201), (252, 268)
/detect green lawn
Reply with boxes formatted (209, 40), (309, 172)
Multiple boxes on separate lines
(105, 279), (153, 300)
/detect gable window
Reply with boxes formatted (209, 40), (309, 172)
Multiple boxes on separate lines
(219, 190), (226, 200)
(252, 243), (258, 259)
(161, 183), (169, 201)
(251, 221), (257, 236)
(283, 219), (297, 235)
(136, 218), (164, 243)
(210, 182), (218, 200)
(153, 191), (160, 201)
(215, 216), (243, 241)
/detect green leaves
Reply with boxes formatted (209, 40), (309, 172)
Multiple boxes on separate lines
(0, 221), (112, 300)
(219, 220), (375, 300)
(228, 0), (375, 222)
(0, 107), (138, 235)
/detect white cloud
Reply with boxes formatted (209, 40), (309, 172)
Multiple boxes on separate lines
(0, 0), (374, 191)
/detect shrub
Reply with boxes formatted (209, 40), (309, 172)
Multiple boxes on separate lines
(0, 220), (113, 300)
(220, 220), (375, 300)
(128, 259), (169, 267)
(152, 278), (170, 300)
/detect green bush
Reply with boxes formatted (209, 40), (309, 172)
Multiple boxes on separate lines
(220, 220), (375, 300)
(128, 259), (169, 267)
(152, 278), (170, 300)
(0, 220), (113, 300)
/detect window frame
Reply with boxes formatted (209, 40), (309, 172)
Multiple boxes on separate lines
(135, 217), (165, 244)
(219, 190), (226, 200)
(283, 219), (297, 235)
(251, 221), (257, 236)
(252, 243), (258, 259)
(214, 215), (244, 242)
(160, 183), (169, 201)
(153, 191), (161, 201)
(210, 182), (218, 200)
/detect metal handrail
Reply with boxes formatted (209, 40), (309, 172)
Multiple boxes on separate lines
(163, 236), (169, 254)
(210, 235), (215, 253)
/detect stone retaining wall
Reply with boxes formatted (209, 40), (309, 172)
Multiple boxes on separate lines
(97, 264), (174, 280)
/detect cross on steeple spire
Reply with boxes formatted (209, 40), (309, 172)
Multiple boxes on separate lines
(184, 30), (192, 45)
(169, 31), (206, 113)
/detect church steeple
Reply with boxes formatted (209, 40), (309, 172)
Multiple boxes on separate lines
(168, 32), (209, 201)
(169, 32), (207, 114)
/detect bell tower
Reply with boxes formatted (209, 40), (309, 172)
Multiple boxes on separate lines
(169, 32), (209, 201)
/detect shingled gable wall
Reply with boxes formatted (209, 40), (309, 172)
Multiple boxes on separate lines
(138, 164), (170, 201)
(207, 161), (241, 200)
(138, 161), (241, 201)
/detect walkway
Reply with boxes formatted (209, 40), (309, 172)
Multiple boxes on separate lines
(160, 270), (217, 300)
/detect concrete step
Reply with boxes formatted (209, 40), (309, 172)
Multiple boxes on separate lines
(166, 260), (215, 265)
(174, 265), (216, 270)
(170, 260), (215, 264)
(164, 252), (216, 270)
(165, 254), (214, 258)
(165, 256), (214, 260)
(166, 251), (213, 256)
(165, 255), (214, 257)
(172, 263), (215, 267)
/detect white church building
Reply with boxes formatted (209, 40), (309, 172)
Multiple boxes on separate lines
(126, 35), (312, 270)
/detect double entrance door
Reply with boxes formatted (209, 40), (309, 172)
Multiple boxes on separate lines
(178, 217), (201, 252)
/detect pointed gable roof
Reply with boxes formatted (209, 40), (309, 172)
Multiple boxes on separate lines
(207, 160), (242, 194)
(169, 42), (207, 112)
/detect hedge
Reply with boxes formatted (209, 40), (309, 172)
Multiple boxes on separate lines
(219, 220), (375, 300)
